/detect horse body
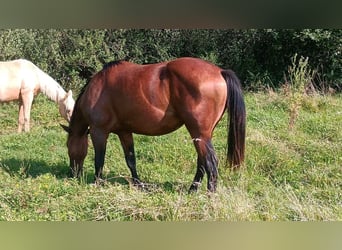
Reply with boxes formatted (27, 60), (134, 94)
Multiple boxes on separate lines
(83, 62), (177, 135)
(64, 57), (246, 192)
(81, 59), (227, 136)
(0, 59), (74, 132)
(0, 59), (35, 102)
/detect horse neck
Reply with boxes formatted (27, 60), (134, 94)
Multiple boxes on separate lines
(36, 67), (66, 103)
(70, 101), (89, 136)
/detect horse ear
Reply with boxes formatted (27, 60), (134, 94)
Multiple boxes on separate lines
(67, 90), (73, 97)
(60, 123), (70, 133)
(63, 90), (72, 101)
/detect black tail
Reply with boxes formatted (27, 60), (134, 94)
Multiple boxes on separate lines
(221, 70), (246, 168)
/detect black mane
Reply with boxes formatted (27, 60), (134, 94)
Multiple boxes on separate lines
(102, 60), (124, 70)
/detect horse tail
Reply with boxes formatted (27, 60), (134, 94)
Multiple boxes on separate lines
(221, 70), (246, 168)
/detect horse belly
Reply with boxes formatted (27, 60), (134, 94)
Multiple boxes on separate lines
(119, 106), (183, 136)
(0, 85), (20, 102)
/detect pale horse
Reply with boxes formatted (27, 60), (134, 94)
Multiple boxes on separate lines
(0, 59), (75, 132)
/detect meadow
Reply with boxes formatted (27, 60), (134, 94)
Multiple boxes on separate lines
(0, 91), (341, 221)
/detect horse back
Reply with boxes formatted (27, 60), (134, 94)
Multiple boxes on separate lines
(0, 59), (41, 102)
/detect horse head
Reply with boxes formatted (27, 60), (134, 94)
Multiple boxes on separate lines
(60, 123), (89, 178)
(58, 90), (75, 122)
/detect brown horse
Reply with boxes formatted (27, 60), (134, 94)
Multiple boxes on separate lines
(62, 57), (246, 192)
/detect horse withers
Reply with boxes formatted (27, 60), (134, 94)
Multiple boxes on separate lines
(61, 57), (246, 192)
(0, 59), (75, 132)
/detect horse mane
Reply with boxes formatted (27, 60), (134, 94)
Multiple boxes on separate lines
(67, 80), (90, 132)
(102, 60), (124, 70)
(74, 60), (124, 103)
(37, 69), (66, 102)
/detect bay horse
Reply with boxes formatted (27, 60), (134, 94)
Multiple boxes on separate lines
(61, 57), (246, 192)
(0, 59), (75, 132)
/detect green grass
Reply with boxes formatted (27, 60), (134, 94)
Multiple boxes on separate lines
(0, 92), (341, 221)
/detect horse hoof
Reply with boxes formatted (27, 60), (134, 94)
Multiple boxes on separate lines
(132, 179), (145, 190)
(188, 182), (201, 193)
(94, 178), (105, 186)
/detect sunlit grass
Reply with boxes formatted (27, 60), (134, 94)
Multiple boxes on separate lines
(0, 93), (341, 221)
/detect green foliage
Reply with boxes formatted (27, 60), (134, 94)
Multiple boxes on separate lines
(0, 93), (341, 221)
(0, 29), (340, 93)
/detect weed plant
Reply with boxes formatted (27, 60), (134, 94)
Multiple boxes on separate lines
(285, 54), (315, 130)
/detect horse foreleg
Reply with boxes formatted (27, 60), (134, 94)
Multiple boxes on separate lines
(118, 132), (142, 186)
(190, 138), (218, 193)
(22, 92), (34, 132)
(90, 128), (109, 184)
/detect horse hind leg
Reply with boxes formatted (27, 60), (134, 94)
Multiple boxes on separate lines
(189, 156), (205, 192)
(18, 100), (25, 133)
(189, 138), (218, 193)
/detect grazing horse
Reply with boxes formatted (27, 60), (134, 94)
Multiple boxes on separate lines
(0, 59), (75, 132)
(62, 57), (246, 192)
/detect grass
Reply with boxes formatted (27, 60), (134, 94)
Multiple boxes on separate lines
(0, 92), (341, 221)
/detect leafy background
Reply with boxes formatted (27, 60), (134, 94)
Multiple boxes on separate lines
(0, 29), (340, 93)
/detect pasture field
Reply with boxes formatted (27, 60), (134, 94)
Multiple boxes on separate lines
(0, 92), (341, 221)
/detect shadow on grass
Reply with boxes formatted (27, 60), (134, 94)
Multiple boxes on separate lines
(0, 158), (190, 193)
(0, 158), (69, 179)
(140, 181), (190, 193)
(104, 172), (190, 194)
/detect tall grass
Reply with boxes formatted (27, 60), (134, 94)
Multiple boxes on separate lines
(0, 92), (341, 221)
(284, 54), (315, 130)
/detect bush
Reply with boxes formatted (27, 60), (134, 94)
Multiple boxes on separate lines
(0, 29), (340, 93)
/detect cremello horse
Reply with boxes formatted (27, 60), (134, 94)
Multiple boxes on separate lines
(0, 59), (75, 132)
